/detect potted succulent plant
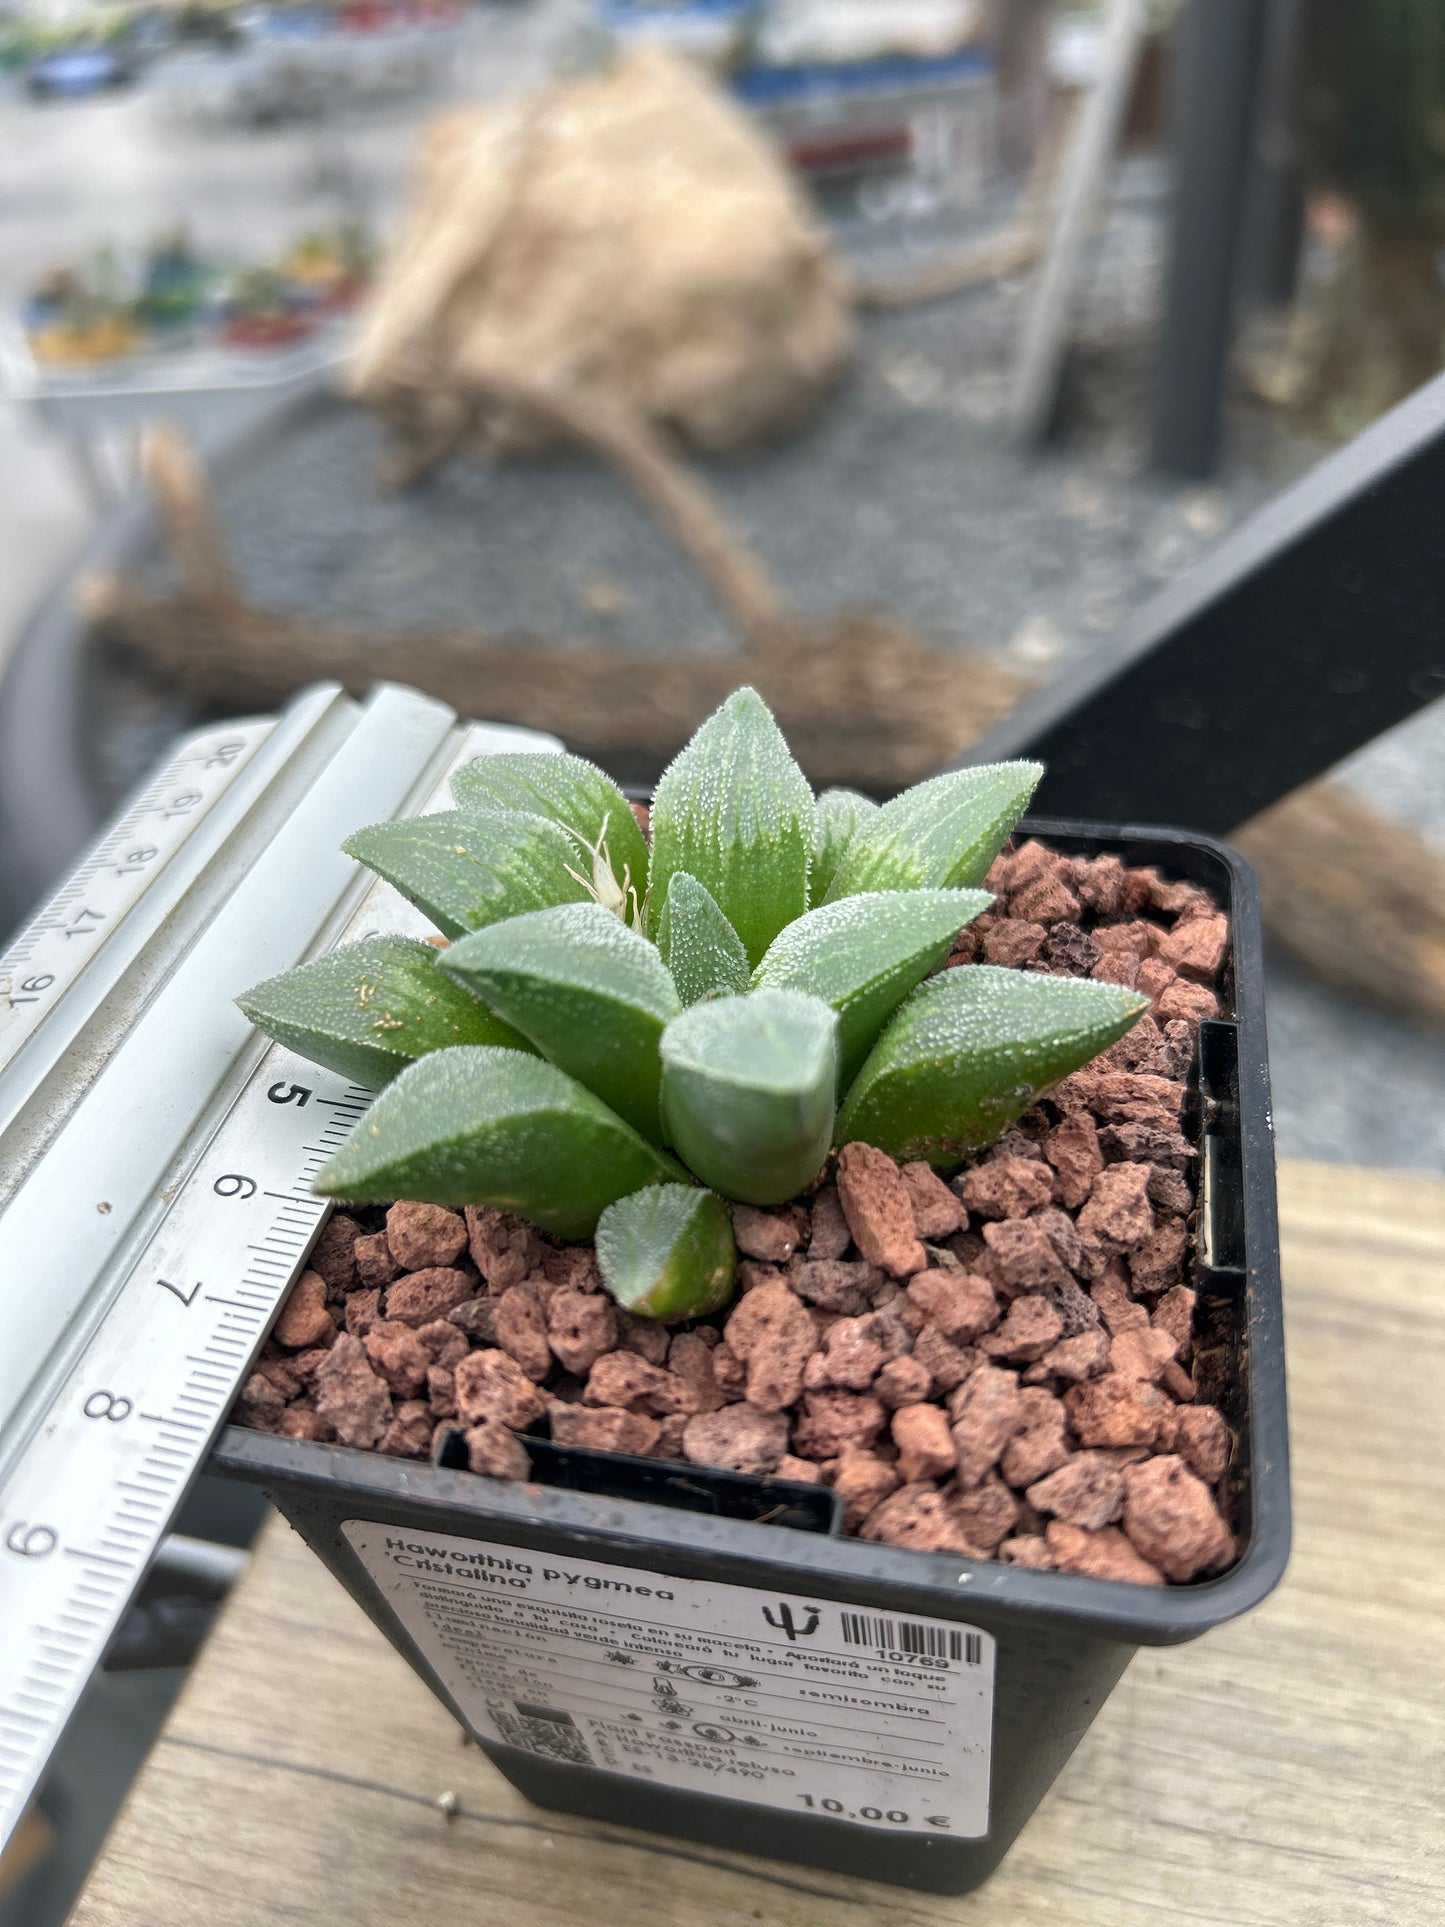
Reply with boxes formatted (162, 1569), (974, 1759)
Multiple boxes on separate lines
(216, 688), (1288, 1893)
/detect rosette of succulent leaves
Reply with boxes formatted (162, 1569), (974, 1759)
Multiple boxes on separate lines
(239, 690), (1147, 1321)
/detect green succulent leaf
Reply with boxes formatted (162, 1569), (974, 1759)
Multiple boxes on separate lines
(836, 965), (1148, 1168)
(236, 936), (533, 1089)
(811, 788), (879, 905)
(343, 808), (590, 939)
(450, 750), (649, 908)
(595, 1184), (737, 1321)
(439, 903), (680, 1141)
(315, 1045), (684, 1237)
(647, 687), (813, 968)
(752, 889), (992, 1088)
(659, 988), (838, 1206)
(824, 762), (1042, 902)
(655, 871), (750, 1006)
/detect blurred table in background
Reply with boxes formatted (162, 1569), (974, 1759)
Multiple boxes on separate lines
(67, 1159), (1445, 1926)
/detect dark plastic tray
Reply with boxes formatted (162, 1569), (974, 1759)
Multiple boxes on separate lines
(210, 818), (1289, 1893)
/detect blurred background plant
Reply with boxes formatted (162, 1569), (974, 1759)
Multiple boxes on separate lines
(1295, 0), (1445, 430)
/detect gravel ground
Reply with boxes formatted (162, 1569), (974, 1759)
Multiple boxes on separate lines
(112, 173), (1445, 1173)
(168, 185), (1319, 675)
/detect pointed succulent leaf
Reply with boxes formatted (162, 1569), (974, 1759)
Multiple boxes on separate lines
(237, 936), (532, 1089)
(315, 1045), (684, 1237)
(836, 965), (1148, 1168)
(450, 750), (649, 906)
(659, 988), (838, 1206)
(439, 903), (680, 1141)
(343, 808), (589, 940)
(752, 889), (992, 1088)
(647, 687), (812, 968)
(825, 762), (1042, 902)
(595, 1184), (737, 1321)
(811, 788), (879, 905)
(655, 871), (750, 1006)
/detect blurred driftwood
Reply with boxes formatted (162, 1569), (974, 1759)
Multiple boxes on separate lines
(89, 429), (1445, 1030)
(89, 426), (1021, 790)
(351, 50), (854, 461)
(1238, 787), (1445, 1029)
(84, 572), (1024, 794)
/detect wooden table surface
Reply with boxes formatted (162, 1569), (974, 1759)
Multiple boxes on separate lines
(70, 1159), (1445, 1927)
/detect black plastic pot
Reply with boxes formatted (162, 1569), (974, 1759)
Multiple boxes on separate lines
(211, 819), (1289, 1895)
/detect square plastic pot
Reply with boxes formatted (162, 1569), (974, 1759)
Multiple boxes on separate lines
(210, 818), (1289, 1894)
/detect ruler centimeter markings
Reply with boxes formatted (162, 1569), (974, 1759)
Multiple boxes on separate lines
(0, 1044), (366, 1832)
(0, 701), (560, 1849)
(0, 719), (274, 1069)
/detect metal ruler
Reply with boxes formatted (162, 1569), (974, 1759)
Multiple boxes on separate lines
(0, 681), (561, 1850)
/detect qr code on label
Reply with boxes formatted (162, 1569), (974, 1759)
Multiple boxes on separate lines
(490, 1702), (594, 1767)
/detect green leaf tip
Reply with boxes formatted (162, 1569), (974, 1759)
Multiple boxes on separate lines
(825, 761), (1042, 902)
(342, 808), (590, 939)
(655, 870), (750, 1005)
(660, 987), (838, 1205)
(439, 901), (680, 1141)
(595, 1185), (737, 1321)
(648, 685), (813, 968)
(315, 1045), (684, 1237)
(836, 965), (1148, 1168)
(450, 750), (649, 921)
(236, 936), (533, 1090)
(752, 889), (991, 1087)
(811, 788), (879, 905)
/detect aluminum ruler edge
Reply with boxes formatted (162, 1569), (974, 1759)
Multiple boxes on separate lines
(0, 687), (562, 1847)
(0, 681), (459, 1453)
(0, 683), (361, 1180)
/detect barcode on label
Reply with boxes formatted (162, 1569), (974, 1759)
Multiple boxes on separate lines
(839, 1614), (981, 1665)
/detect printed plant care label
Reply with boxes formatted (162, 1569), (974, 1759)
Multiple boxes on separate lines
(343, 1520), (995, 1837)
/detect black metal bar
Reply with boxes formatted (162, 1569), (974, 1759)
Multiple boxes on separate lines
(957, 367), (1445, 831)
(1150, 0), (1272, 476)
(1239, 0), (1307, 310)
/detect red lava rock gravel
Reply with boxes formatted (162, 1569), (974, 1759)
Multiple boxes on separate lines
(235, 838), (1240, 1589)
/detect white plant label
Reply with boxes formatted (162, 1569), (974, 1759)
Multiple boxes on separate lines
(344, 1521), (995, 1837)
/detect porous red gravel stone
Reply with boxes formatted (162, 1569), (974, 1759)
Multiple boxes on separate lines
(272, 1270), (332, 1350)
(1122, 1455), (1235, 1580)
(313, 1334), (391, 1448)
(552, 1404), (660, 1457)
(682, 1404), (788, 1475)
(237, 838), (1239, 1589)
(836, 1142), (928, 1277)
(900, 1161), (968, 1238)
(724, 1280), (817, 1411)
(362, 1320), (429, 1398)
(464, 1420), (531, 1479)
(385, 1201), (468, 1271)
(1027, 1453), (1125, 1530)
(454, 1350), (545, 1431)
(546, 1287), (617, 1376)
(384, 1267), (475, 1328)
(1046, 1521), (1164, 1585)
(892, 1402), (956, 1481)
(731, 1204), (806, 1263)
(860, 1485), (983, 1556)
(831, 1445), (900, 1528)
